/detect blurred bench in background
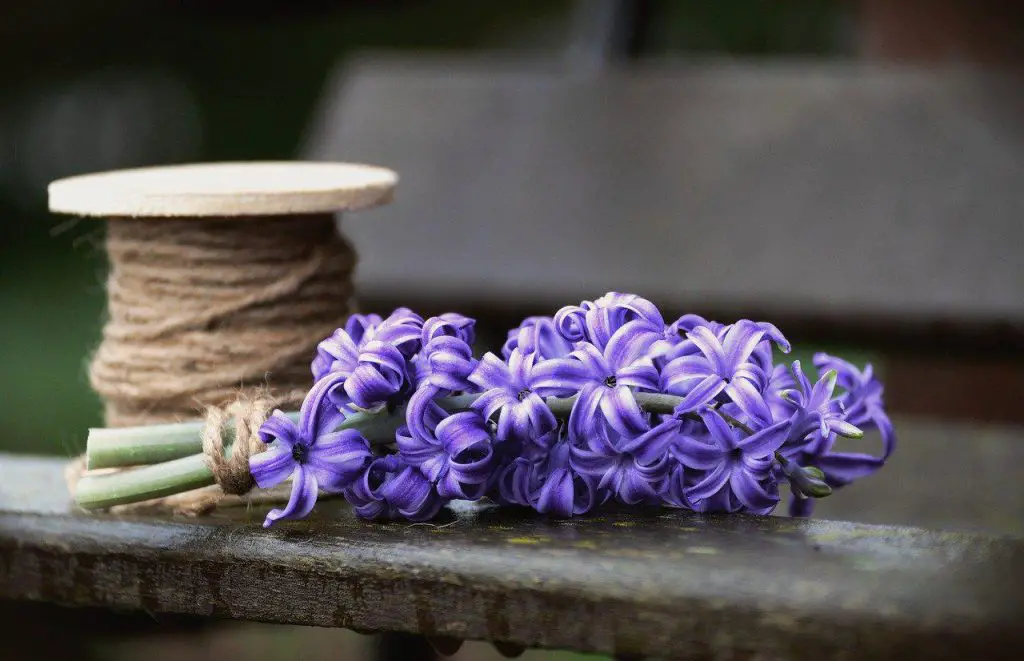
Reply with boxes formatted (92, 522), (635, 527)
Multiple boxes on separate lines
(303, 55), (1024, 422)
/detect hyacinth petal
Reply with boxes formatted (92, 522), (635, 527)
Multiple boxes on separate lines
(301, 373), (348, 439)
(262, 465), (318, 528)
(257, 410), (301, 447)
(524, 391), (557, 435)
(702, 410), (738, 451)
(725, 378), (773, 426)
(815, 452), (884, 486)
(876, 410), (896, 459)
(468, 353), (513, 392)
(735, 420), (789, 457)
(531, 355), (594, 392)
(568, 383), (603, 437)
(674, 375), (726, 414)
(621, 420), (678, 464)
(436, 411), (490, 454)
(722, 322), (765, 369)
(604, 320), (653, 370)
(345, 363), (401, 408)
(757, 321), (791, 353)
(422, 312), (476, 345)
(809, 370), (838, 410)
(661, 355), (715, 392)
(673, 439), (724, 470)
(686, 463), (730, 501)
(249, 443), (295, 489)
(687, 326), (728, 375)
(384, 466), (444, 521)
(729, 471), (777, 511)
(472, 388), (515, 421)
(506, 348), (528, 385)
(344, 312), (382, 345)
(790, 360), (812, 396)
(405, 386), (446, 443)
(305, 428), (373, 491)
(497, 458), (534, 507)
(535, 468), (575, 517)
(312, 329), (360, 380)
(553, 304), (589, 343)
(571, 342), (610, 377)
(829, 419), (863, 438)
(788, 493), (815, 517)
(616, 360), (660, 390)
(601, 385), (649, 436)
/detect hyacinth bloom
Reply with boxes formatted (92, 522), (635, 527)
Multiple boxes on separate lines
(661, 320), (781, 416)
(310, 314), (377, 381)
(250, 375), (374, 527)
(498, 435), (597, 517)
(534, 320), (659, 440)
(343, 454), (446, 522)
(814, 352), (896, 460)
(673, 411), (789, 514)
(554, 292), (668, 351)
(777, 362), (863, 451)
(397, 393), (496, 500)
(422, 312), (476, 346)
(416, 334), (478, 393)
(571, 426), (669, 505)
(470, 348), (558, 442)
(502, 316), (573, 360)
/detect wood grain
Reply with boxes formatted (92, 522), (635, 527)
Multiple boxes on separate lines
(2, 454), (1023, 660)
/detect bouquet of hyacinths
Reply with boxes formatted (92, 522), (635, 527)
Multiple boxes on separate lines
(76, 293), (895, 528)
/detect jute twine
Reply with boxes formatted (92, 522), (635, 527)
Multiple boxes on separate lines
(69, 213), (357, 514)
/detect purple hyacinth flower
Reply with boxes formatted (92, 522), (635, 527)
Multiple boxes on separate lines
(777, 361), (864, 454)
(672, 410), (788, 514)
(502, 316), (573, 360)
(469, 348), (558, 442)
(342, 340), (409, 410)
(570, 425), (670, 505)
(813, 352), (896, 460)
(415, 334), (478, 393)
(553, 292), (668, 351)
(776, 359), (893, 517)
(311, 315), (378, 381)
(344, 454), (447, 521)
(397, 389), (496, 500)
(661, 320), (780, 418)
(534, 320), (659, 439)
(250, 375), (374, 527)
(372, 307), (425, 358)
(422, 312), (476, 346)
(493, 422), (599, 517)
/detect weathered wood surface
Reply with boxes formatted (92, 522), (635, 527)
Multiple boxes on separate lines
(1, 451), (1023, 660)
(305, 56), (1024, 348)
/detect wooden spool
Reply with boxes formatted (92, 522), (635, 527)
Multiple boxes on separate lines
(47, 161), (398, 427)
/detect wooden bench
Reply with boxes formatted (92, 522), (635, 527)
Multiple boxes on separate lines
(3, 415), (1024, 659)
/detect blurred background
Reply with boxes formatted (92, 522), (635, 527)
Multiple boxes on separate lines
(1, 1), (1023, 659)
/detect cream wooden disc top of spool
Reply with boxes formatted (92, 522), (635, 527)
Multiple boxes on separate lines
(47, 161), (398, 217)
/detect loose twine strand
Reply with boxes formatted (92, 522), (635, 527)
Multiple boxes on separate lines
(68, 213), (356, 514)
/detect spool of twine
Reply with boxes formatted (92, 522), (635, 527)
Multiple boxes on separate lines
(49, 161), (398, 513)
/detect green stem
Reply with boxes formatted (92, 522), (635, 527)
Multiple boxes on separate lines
(75, 453), (216, 510)
(71, 391), (732, 510)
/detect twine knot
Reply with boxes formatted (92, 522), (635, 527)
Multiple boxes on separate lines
(201, 394), (277, 496)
